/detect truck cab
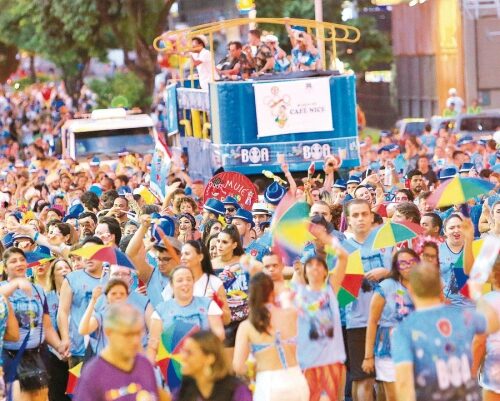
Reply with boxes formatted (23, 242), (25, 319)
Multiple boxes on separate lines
(61, 108), (156, 165)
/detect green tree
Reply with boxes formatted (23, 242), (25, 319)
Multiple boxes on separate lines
(337, 16), (392, 74)
(89, 72), (149, 109)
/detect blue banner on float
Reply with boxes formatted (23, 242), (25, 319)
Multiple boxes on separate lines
(212, 136), (360, 175)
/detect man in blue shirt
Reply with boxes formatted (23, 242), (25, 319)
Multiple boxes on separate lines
(341, 199), (392, 401)
(392, 262), (499, 401)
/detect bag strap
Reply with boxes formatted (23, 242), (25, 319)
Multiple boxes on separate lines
(31, 284), (44, 346)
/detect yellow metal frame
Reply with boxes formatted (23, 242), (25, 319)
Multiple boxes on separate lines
(153, 17), (360, 71)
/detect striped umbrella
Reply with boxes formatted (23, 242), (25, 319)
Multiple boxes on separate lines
(428, 176), (495, 208)
(372, 221), (424, 250)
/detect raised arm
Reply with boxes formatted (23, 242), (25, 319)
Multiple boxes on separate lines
(126, 215), (154, 284)
(79, 286), (102, 335)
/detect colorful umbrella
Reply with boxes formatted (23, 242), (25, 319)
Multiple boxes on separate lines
(156, 321), (199, 392)
(336, 249), (364, 307)
(372, 221), (424, 250)
(428, 176), (495, 208)
(272, 201), (313, 254)
(70, 245), (135, 269)
(25, 251), (54, 268)
(65, 362), (83, 395)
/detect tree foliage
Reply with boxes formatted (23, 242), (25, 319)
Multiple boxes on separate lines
(88, 72), (149, 110)
(337, 16), (393, 74)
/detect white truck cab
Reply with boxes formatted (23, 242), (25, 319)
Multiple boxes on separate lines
(61, 108), (156, 164)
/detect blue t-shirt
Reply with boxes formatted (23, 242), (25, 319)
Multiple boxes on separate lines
(147, 264), (170, 309)
(1, 282), (48, 350)
(373, 278), (414, 358)
(65, 270), (100, 357)
(342, 234), (392, 329)
(420, 134), (436, 154)
(480, 290), (500, 392)
(296, 285), (345, 369)
(0, 296), (9, 366)
(392, 305), (485, 401)
(154, 296), (212, 333)
(438, 242), (472, 308)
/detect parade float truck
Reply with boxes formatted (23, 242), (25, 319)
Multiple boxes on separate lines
(154, 18), (362, 181)
(61, 107), (156, 167)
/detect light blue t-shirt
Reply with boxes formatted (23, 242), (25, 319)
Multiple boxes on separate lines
(65, 270), (100, 357)
(342, 233), (392, 329)
(373, 278), (414, 358)
(147, 265), (170, 309)
(296, 285), (345, 369)
(420, 134), (436, 154)
(153, 296), (212, 333)
(392, 305), (485, 401)
(1, 282), (48, 350)
(438, 242), (473, 308)
(0, 296), (9, 365)
(480, 290), (500, 392)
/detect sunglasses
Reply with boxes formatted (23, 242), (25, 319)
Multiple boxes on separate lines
(225, 207), (236, 213)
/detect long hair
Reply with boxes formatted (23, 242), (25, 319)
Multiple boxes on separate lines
(249, 273), (274, 334)
(390, 248), (420, 281)
(202, 219), (221, 245)
(48, 258), (73, 292)
(188, 330), (230, 380)
(219, 225), (244, 256)
(184, 240), (214, 275)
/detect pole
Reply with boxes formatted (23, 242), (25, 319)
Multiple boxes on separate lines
(314, 0), (326, 69)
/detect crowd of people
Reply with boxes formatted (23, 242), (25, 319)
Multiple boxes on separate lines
(0, 77), (499, 401)
(189, 26), (321, 89)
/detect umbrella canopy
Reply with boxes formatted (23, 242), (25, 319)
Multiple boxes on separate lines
(65, 362), (83, 395)
(336, 249), (364, 307)
(272, 201), (313, 253)
(156, 321), (199, 392)
(372, 221), (424, 250)
(428, 176), (495, 208)
(70, 245), (135, 269)
(25, 251), (54, 268)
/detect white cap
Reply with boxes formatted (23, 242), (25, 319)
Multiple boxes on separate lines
(448, 88), (457, 96)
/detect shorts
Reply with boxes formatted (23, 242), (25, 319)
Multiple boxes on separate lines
(3, 348), (49, 392)
(303, 362), (345, 401)
(254, 366), (309, 401)
(346, 327), (375, 381)
(375, 357), (395, 382)
(224, 321), (241, 347)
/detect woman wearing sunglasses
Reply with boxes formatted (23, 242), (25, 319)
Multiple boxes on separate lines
(362, 248), (419, 401)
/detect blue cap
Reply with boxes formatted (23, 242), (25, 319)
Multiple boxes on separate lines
(203, 198), (225, 216)
(231, 208), (254, 227)
(388, 144), (400, 152)
(90, 156), (100, 167)
(459, 162), (474, 173)
(457, 136), (474, 147)
(439, 167), (458, 180)
(377, 145), (390, 154)
(117, 148), (129, 157)
(333, 179), (347, 190)
(151, 216), (176, 241)
(89, 185), (103, 197)
(62, 203), (84, 222)
(477, 139), (487, 147)
(222, 196), (240, 209)
(264, 182), (286, 205)
(380, 130), (392, 138)
(117, 186), (132, 195)
(346, 175), (361, 185)
(2, 233), (15, 248)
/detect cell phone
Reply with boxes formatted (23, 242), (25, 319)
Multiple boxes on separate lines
(366, 168), (372, 178)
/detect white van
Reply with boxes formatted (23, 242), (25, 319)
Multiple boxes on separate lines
(61, 108), (156, 163)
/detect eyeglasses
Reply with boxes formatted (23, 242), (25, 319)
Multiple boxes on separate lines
(397, 258), (419, 270)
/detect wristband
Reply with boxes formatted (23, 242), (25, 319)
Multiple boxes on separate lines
(33, 232), (40, 242)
